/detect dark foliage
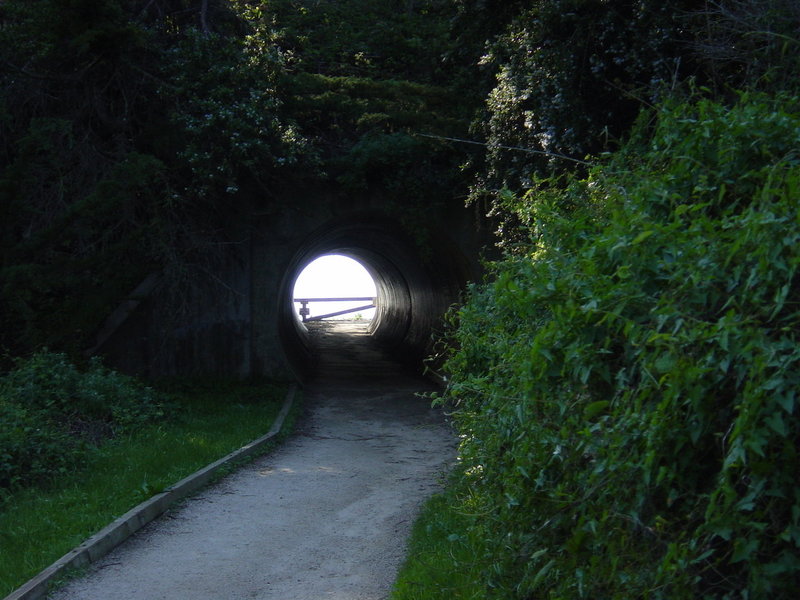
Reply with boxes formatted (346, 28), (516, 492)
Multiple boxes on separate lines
(438, 90), (800, 599)
(0, 352), (165, 491)
(0, 0), (303, 358)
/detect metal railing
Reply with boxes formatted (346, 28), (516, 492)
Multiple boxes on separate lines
(293, 297), (376, 322)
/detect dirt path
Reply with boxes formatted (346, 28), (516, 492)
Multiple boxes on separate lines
(48, 324), (455, 600)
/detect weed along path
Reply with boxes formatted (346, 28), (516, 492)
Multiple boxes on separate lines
(48, 322), (456, 600)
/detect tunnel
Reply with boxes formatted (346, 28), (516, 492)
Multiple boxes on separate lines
(90, 202), (485, 380)
(276, 213), (474, 383)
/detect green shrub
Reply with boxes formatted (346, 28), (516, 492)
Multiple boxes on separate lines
(438, 92), (800, 598)
(0, 352), (165, 490)
(0, 399), (75, 490)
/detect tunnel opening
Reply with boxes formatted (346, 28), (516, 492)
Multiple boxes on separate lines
(292, 254), (377, 323)
(275, 214), (475, 384)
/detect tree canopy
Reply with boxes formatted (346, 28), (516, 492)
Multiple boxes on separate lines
(0, 0), (472, 359)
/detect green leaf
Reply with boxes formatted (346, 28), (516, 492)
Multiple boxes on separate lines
(776, 392), (795, 414)
(731, 538), (759, 563)
(532, 559), (556, 587)
(584, 400), (610, 420)
(691, 548), (715, 564)
(654, 353), (676, 373)
(764, 411), (787, 436)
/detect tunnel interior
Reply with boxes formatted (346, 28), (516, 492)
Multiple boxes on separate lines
(276, 214), (472, 383)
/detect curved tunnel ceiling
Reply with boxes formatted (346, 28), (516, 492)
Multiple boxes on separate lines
(277, 213), (474, 382)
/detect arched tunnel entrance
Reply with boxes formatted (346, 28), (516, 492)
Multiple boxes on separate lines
(276, 214), (473, 383)
(92, 204), (485, 380)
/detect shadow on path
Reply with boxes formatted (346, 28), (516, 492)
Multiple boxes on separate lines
(304, 320), (426, 390)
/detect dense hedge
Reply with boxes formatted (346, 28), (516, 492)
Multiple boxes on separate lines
(438, 92), (800, 598)
(0, 352), (165, 491)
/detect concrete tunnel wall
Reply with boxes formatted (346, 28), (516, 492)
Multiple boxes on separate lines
(274, 213), (475, 382)
(93, 195), (486, 381)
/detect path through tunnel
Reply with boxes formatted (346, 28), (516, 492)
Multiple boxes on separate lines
(276, 214), (474, 384)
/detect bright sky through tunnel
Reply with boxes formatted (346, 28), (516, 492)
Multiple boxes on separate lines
(292, 255), (377, 321)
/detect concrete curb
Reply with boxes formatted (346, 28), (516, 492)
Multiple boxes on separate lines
(3, 384), (298, 600)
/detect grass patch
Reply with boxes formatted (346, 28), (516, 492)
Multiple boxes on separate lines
(391, 483), (483, 600)
(0, 379), (296, 597)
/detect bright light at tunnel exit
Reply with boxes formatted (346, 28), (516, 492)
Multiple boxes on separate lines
(292, 255), (377, 321)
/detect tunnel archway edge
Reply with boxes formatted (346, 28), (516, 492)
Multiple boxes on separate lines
(274, 212), (474, 383)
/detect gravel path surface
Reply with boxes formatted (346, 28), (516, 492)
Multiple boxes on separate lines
(48, 324), (455, 600)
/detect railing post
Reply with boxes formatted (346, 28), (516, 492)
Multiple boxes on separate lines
(299, 300), (310, 322)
